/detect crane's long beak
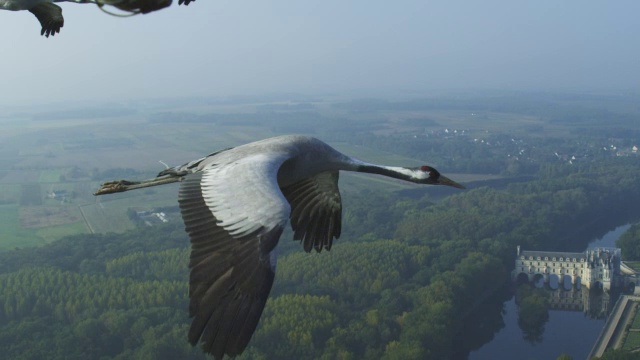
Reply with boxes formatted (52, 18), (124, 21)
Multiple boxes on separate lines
(438, 175), (465, 189)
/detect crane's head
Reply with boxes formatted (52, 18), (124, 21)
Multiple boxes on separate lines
(414, 165), (465, 188)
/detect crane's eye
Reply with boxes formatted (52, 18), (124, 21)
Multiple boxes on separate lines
(420, 166), (440, 180)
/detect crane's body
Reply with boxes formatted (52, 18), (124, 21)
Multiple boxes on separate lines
(164, 134), (357, 186)
(95, 134), (463, 359)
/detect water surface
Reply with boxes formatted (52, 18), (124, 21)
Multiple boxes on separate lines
(468, 224), (632, 360)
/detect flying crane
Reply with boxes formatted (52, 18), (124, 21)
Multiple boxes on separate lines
(94, 134), (464, 359)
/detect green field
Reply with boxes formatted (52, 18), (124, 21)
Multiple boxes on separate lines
(622, 331), (640, 351)
(621, 302), (640, 352)
(35, 221), (90, 243)
(0, 205), (42, 250)
(38, 169), (65, 183)
(0, 184), (20, 204)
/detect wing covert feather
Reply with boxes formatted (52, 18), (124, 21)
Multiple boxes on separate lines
(178, 150), (291, 359)
(281, 171), (342, 252)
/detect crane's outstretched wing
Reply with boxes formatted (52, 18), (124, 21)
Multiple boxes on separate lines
(29, 2), (63, 37)
(179, 153), (290, 359)
(178, 0), (194, 5)
(282, 171), (342, 252)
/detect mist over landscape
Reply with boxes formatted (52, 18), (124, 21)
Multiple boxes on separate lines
(2, 1), (640, 105)
(1, 2), (640, 360)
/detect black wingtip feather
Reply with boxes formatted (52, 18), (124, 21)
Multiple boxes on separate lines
(180, 171), (281, 358)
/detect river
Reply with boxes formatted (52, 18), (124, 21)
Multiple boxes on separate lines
(467, 224), (632, 360)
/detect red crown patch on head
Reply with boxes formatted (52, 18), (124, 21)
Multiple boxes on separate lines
(420, 166), (431, 171)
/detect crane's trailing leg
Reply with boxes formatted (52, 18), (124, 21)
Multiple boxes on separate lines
(94, 175), (181, 195)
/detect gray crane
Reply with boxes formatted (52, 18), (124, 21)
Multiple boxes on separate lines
(1, 0), (67, 37)
(94, 134), (464, 359)
(0, 0), (193, 37)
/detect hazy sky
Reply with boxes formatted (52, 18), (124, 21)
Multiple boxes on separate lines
(2, 1), (639, 105)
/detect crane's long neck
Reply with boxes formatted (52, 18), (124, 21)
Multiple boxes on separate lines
(342, 156), (423, 183)
(347, 157), (464, 188)
(356, 164), (418, 182)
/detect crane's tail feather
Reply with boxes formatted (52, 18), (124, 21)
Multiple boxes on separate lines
(94, 175), (181, 196)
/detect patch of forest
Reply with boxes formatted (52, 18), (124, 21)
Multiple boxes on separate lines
(617, 224), (640, 261)
(1, 159), (639, 359)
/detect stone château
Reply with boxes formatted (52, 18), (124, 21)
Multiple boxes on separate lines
(513, 246), (621, 291)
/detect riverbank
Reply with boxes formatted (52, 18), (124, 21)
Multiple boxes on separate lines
(587, 262), (640, 359)
(587, 295), (638, 359)
(469, 225), (637, 360)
